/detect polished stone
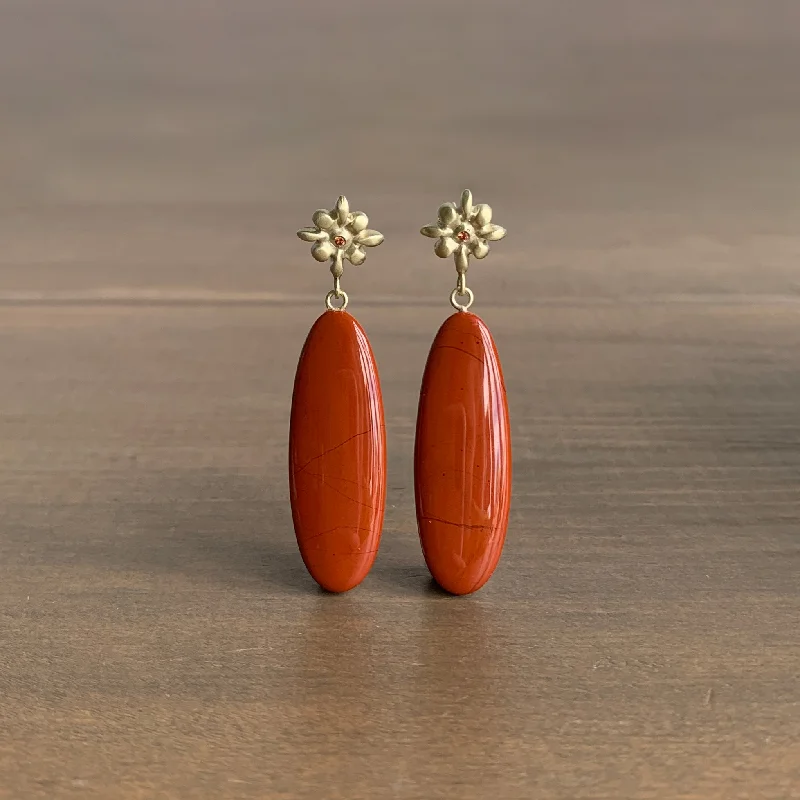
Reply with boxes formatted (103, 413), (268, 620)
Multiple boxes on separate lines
(415, 311), (512, 595)
(289, 309), (386, 592)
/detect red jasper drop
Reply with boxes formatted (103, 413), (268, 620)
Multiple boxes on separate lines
(289, 310), (386, 592)
(414, 311), (512, 595)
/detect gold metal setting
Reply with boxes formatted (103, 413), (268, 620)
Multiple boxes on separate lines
(297, 195), (385, 311)
(421, 189), (507, 311)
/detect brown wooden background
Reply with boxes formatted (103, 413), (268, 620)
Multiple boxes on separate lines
(1, 2), (799, 797)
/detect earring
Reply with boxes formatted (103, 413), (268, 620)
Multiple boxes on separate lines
(290, 196), (387, 592)
(416, 190), (512, 595)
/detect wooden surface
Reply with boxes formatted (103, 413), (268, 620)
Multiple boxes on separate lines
(1, 2), (800, 798)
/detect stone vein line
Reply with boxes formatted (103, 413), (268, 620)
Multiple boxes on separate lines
(301, 524), (374, 543)
(433, 344), (485, 366)
(420, 515), (493, 532)
(313, 474), (376, 511)
(305, 471), (364, 489)
(293, 427), (374, 475)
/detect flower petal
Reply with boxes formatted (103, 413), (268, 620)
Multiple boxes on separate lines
(349, 212), (368, 233)
(334, 195), (350, 225)
(311, 240), (335, 262)
(473, 203), (492, 227)
(345, 244), (367, 266)
(460, 189), (473, 219)
(438, 203), (459, 227)
(312, 210), (336, 231)
(421, 225), (452, 239)
(479, 224), (507, 241)
(455, 244), (470, 272)
(472, 240), (490, 259)
(354, 229), (384, 247)
(297, 227), (329, 242)
(434, 236), (458, 258)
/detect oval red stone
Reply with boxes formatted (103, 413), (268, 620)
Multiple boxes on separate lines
(414, 311), (511, 595)
(289, 310), (386, 592)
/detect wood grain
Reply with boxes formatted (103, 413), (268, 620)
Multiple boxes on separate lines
(1, 1), (799, 798)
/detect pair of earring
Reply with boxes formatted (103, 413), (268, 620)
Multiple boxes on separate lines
(289, 190), (511, 596)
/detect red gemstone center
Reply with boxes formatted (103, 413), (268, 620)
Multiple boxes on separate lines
(457, 231), (470, 242)
(333, 235), (347, 247)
